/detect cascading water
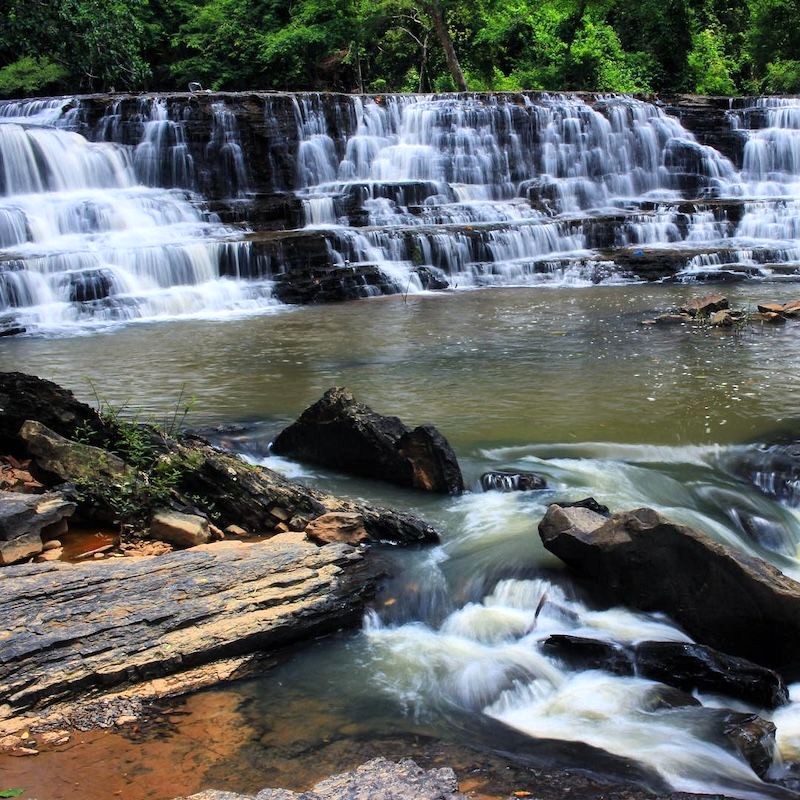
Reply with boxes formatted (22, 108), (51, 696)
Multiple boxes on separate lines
(4, 90), (800, 331)
(0, 96), (275, 335)
(286, 92), (800, 289)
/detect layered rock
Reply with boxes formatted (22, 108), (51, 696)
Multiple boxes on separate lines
(0, 538), (378, 720)
(538, 504), (800, 678)
(271, 387), (464, 494)
(0, 491), (75, 565)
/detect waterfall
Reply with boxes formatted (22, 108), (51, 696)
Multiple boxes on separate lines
(4, 90), (800, 334)
(0, 96), (275, 335)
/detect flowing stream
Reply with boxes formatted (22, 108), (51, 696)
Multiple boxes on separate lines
(3, 91), (800, 799)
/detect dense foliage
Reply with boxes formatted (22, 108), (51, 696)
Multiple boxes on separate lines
(1, 0), (798, 96)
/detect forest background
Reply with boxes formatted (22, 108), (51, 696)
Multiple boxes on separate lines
(1, 0), (799, 98)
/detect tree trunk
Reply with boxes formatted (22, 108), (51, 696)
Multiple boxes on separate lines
(422, 1), (467, 92)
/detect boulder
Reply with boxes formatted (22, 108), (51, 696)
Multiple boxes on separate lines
(721, 712), (777, 778)
(19, 419), (130, 485)
(680, 293), (729, 316)
(0, 372), (108, 452)
(538, 505), (800, 678)
(635, 640), (788, 709)
(0, 491), (76, 565)
(541, 635), (788, 709)
(176, 440), (440, 546)
(304, 512), (369, 546)
(150, 510), (213, 549)
(271, 388), (464, 494)
(480, 470), (547, 492)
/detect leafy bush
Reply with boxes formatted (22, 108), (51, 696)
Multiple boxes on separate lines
(0, 57), (67, 96)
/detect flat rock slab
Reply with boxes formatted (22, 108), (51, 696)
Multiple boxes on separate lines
(176, 758), (467, 800)
(0, 539), (378, 720)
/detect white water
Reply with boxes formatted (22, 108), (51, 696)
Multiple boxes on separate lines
(0, 97), (275, 334)
(4, 91), (800, 331)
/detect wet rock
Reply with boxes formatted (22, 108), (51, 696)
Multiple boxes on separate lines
(0, 539), (380, 718)
(176, 440), (440, 545)
(538, 504), (800, 678)
(736, 442), (800, 508)
(271, 387), (464, 494)
(305, 512), (369, 546)
(175, 758), (467, 800)
(480, 470), (547, 492)
(680, 293), (729, 316)
(150, 510), (213, 549)
(541, 635), (787, 709)
(654, 313), (691, 325)
(641, 686), (701, 711)
(722, 712), (777, 778)
(0, 371), (109, 453)
(0, 490), (76, 565)
(412, 265), (450, 290)
(541, 634), (633, 674)
(709, 309), (733, 326)
(750, 311), (786, 324)
(634, 641), (788, 709)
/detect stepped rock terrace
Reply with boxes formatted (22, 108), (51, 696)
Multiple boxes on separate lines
(2, 91), (800, 334)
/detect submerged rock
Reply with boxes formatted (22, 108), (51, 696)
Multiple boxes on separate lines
(480, 469), (547, 492)
(175, 758), (467, 800)
(737, 441), (800, 508)
(271, 387), (464, 494)
(0, 490), (76, 565)
(538, 504), (800, 679)
(680, 292), (729, 316)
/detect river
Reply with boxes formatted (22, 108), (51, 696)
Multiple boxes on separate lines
(2, 283), (800, 799)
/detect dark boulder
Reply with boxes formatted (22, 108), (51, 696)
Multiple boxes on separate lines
(0, 371), (109, 453)
(721, 712), (777, 778)
(272, 387), (464, 494)
(636, 641), (788, 709)
(541, 634), (633, 675)
(480, 470), (547, 492)
(538, 504), (800, 679)
(542, 635), (788, 709)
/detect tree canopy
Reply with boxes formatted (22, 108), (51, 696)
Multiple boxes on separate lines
(0, 0), (798, 96)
